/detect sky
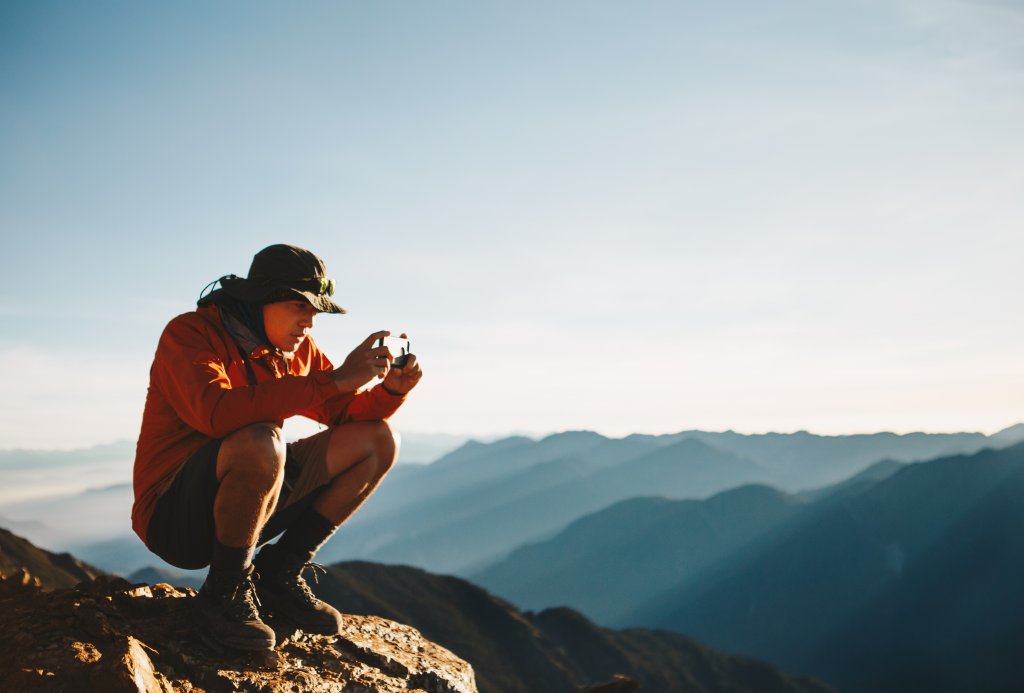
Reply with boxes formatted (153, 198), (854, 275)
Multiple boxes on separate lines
(1, 0), (1022, 449)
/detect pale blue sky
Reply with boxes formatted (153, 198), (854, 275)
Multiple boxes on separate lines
(2, 0), (1022, 448)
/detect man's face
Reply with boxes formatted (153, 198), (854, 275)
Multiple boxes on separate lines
(263, 299), (318, 353)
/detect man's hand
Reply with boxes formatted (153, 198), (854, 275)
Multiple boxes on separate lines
(382, 332), (423, 396)
(332, 330), (393, 393)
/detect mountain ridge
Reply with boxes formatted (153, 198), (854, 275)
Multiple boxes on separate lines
(626, 442), (1024, 692)
(314, 560), (833, 693)
(473, 484), (803, 623)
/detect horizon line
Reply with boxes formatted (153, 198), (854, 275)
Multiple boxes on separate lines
(4, 421), (1023, 454)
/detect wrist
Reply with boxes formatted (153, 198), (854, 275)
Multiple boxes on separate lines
(381, 382), (406, 397)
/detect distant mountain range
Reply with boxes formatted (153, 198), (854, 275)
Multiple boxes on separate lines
(0, 431), (468, 504)
(472, 484), (809, 624)
(475, 442), (1024, 693)
(5, 425), (1022, 581)
(0, 440), (134, 505)
(322, 436), (773, 573)
(0, 431), (471, 558)
(470, 458), (909, 623)
(317, 425), (1024, 574)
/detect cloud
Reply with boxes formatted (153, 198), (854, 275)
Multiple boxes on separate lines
(0, 347), (149, 449)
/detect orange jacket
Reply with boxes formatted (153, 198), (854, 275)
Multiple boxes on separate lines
(131, 303), (405, 543)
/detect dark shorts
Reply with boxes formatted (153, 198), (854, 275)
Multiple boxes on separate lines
(145, 428), (335, 570)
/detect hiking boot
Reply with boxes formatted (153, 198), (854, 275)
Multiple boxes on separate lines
(196, 564), (276, 651)
(254, 544), (343, 635)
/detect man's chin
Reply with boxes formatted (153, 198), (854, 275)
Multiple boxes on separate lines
(273, 339), (303, 354)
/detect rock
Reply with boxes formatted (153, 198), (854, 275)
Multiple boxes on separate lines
(0, 567), (42, 594)
(91, 637), (170, 693)
(0, 571), (477, 693)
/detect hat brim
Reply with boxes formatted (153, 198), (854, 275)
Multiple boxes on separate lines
(295, 289), (347, 314)
(220, 277), (347, 314)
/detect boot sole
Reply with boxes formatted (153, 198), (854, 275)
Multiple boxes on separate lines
(193, 606), (276, 651)
(256, 588), (343, 636)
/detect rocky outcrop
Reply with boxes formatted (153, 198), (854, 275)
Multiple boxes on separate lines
(0, 570), (477, 693)
(0, 527), (103, 589)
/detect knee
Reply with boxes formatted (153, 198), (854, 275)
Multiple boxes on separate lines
(371, 420), (400, 475)
(338, 420), (399, 477)
(219, 422), (286, 488)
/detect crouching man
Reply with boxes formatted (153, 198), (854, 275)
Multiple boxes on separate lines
(131, 244), (422, 651)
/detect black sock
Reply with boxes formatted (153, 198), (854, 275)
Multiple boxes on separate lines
(273, 507), (338, 564)
(209, 538), (254, 585)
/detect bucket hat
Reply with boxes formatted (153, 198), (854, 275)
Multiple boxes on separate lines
(217, 244), (346, 314)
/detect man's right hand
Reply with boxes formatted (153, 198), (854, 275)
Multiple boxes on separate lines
(332, 330), (393, 393)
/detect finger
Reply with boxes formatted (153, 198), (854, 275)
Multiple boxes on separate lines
(399, 332), (408, 339)
(359, 330), (391, 350)
(401, 354), (418, 370)
(368, 346), (392, 361)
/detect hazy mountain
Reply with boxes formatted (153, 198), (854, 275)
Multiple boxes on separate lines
(472, 484), (805, 623)
(318, 426), (1023, 576)
(6, 426), (1021, 585)
(625, 442), (1024, 693)
(0, 482), (133, 548)
(990, 422), (1024, 446)
(0, 440), (134, 504)
(795, 458), (905, 503)
(396, 431), (479, 464)
(675, 428), (1001, 489)
(353, 430), (610, 522)
(315, 561), (833, 693)
(68, 533), (211, 583)
(0, 512), (63, 550)
(0, 482), (199, 579)
(0, 527), (103, 589)
(0, 443), (138, 558)
(127, 565), (204, 589)
(321, 438), (767, 574)
(0, 430), (460, 522)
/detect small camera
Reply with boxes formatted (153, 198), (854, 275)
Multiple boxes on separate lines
(376, 336), (411, 368)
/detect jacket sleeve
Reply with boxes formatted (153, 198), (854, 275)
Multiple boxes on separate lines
(297, 340), (408, 425)
(318, 385), (407, 425)
(153, 316), (341, 439)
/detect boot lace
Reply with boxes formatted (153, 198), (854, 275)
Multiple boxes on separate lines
(224, 567), (263, 621)
(282, 561), (327, 605)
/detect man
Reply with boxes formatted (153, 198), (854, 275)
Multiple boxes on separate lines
(131, 244), (422, 651)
